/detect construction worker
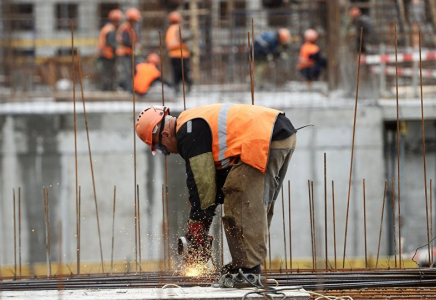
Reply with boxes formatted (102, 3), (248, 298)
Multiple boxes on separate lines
(165, 11), (192, 94)
(135, 104), (297, 274)
(134, 53), (171, 96)
(96, 9), (123, 91)
(252, 28), (291, 89)
(116, 7), (141, 91)
(349, 7), (373, 53)
(297, 29), (327, 87)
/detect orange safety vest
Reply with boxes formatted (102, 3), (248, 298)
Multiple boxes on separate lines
(133, 63), (161, 94)
(165, 24), (190, 58)
(176, 104), (281, 174)
(97, 23), (116, 59)
(116, 22), (138, 56)
(297, 42), (320, 70)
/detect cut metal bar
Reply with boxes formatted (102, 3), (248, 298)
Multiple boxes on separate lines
(111, 186), (116, 274)
(343, 27), (363, 268)
(131, 27), (138, 273)
(221, 205), (224, 269)
(161, 185), (167, 271)
(418, 31), (432, 266)
(159, 32), (165, 106)
(288, 180), (292, 271)
(363, 179), (368, 269)
(247, 32), (254, 105)
(179, 26), (186, 110)
(394, 19), (402, 269)
(137, 184), (142, 272)
(431, 179), (434, 266)
(376, 180), (387, 268)
(392, 178), (397, 268)
(311, 181), (317, 270)
(251, 18), (255, 103)
(78, 186), (81, 274)
(332, 181), (337, 269)
(56, 221), (63, 294)
(164, 165), (171, 270)
(70, 19), (79, 276)
(308, 180), (315, 270)
(13, 189), (16, 278)
(76, 49), (104, 273)
(281, 186), (287, 269)
(324, 153), (328, 270)
(18, 187), (21, 277)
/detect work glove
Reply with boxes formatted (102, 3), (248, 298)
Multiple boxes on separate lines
(185, 219), (213, 265)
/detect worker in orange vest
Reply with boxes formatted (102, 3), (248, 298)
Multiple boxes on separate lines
(135, 104), (297, 275)
(165, 11), (192, 93)
(134, 53), (171, 96)
(96, 9), (123, 91)
(116, 8), (141, 91)
(297, 29), (327, 87)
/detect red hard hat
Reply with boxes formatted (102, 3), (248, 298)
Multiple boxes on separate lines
(147, 53), (161, 65)
(126, 8), (141, 22)
(136, 106), (169, 153)
(168, 11), (182, 23)
(304, 29), (318, 42)
(349, 7), (361, 18)
(278, 28), (291, 45)
(108, 9), (123, 22)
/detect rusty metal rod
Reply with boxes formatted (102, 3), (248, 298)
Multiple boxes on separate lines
(13, 189), (16, 278)
(137, 184), (142, 272)
(70, 19), (79, 276)
(288, 180), (292, 271)
(311, 181), (317, 270)
(324, 153), (328, 270)
(332, 180), (337, 270)
(392, 178), (397, 268)
(247, 32), (254, 105)
(431, 179), (434, 266)
(161, 184), (167, 271)
(251, 18), (255, 103)
(78, 186), (81, 275)
(281, 185), (287, 269)
(131, 27), (138, 273)
(134, 185), (138, 272)
(343, 26), (363, 268)
(268, 228), (272, 270)
(308, 180), (315, 270)
(76, 49), (104, 273)
(111, 186), (116, 274)
(376, 180), (387, 268)
(418, 31), (432, 266)
(221, 205), (224, 269)
(394, 18), (403, 270)
(18, 187), (22, 277)
(363, 179), (368, 268)
(159, 32), (165, 106)
(179, 26), (186, 110)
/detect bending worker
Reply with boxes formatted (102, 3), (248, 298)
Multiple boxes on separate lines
(135, 104), (297, 274)
(297, 29), (327, 87)
(96, 9), (123, 91)
(133, 53), (171, 96)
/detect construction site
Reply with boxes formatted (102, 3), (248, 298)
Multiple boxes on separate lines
(3, 0), (436, 299)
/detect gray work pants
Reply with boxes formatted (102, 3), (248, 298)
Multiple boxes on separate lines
(222, 133), (297, 268)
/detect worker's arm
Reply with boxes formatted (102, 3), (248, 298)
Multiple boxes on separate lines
(177, 119), (217, 222)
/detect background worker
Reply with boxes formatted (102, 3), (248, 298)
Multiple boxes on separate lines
(252, 28), (291, 88)
(135, 104), (297, 274)
(297, 29), (327, 87)
(349, 7), (373, 53)
(96, 9), (123, 91)
(133, 53), (172, 96)
(165, 11), (192, 94)
(116, 7), (141, 91)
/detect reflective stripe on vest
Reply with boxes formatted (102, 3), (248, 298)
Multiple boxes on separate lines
(176, 104), (281, 173)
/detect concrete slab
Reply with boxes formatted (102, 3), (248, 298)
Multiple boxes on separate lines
(1, 287), (309, 300)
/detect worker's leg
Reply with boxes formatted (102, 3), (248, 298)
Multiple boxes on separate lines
(222, 161), (267, 269)
(101, 58), (116, 91)
(117, 55), (132, 91)
(264, 134), (297, 228)
(171, 58), (182, 92)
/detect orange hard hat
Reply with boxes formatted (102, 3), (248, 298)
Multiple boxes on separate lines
(108, 9), (123, 22)
(136, 106), (169, 153)
(304, 29), (318, 42)
(168, 11), (182, 23)
(349, 7), (361, 18)
(278, 28), (291, 45)
(126, 8), (141, 22)
(147, 53), (161, 65)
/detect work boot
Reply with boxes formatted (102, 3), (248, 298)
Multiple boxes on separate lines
(221, 263), (261, 275)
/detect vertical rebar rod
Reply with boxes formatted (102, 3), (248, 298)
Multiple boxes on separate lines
(111, 186), (116, 274)
(247, 32), (254, 105)
(159, 32), (165, 106)
(251, 18), (255, 102)
(13, 189), (16, 278)
(363, 179), (368, 269)
(57, 221), (63, 292)
(179, 26), (186, 109)
(221, 206), (224, 269)
(76, 49), (104, 273)
(418, 31), (432, 266)
(311, 181), (317, 270)
(165, 169), (171, 270)
(392, 178), (397, 268)
(70, 19), (79, 276)
(431, 179), (434, 266)
(376, 180), (388, 268)
(394, 18), (402, 269)
(137, 184), (142, 271)
(268, 229), (272, 270)
(343, 27), (363, 268)
(308, 180), (315, 270)
(46, 188), (52, 276)
(78, 186), (81, 274)
(324, 153), (328, 270)
(281, 186), (287, 269)
(18, 187), (21, 277)
(43, 188), (50, 277)
(131, 27), (138, 274)
(161, 184), (167, 271)
(332, 181), (337, 269)
(288, 180), (292, 271)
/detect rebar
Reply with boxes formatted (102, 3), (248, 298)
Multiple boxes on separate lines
(179, 26), (186, 110)
(324, 153), (328, 270)
(308, 180), (315, 270)
(111, 186), (116, 274)
(131, 27), (138, 273)
(332, 180), (337, 269)
(288, 180), (292, 270)
(392, 178), (397, 268)
(18, 187), (21, 277)
(13, 189), (16, 278)
(376, 181), (387, 268)
(137, 184), (142, 271)
(363, 179), (367, 268)
(281, 186), (287, 269)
